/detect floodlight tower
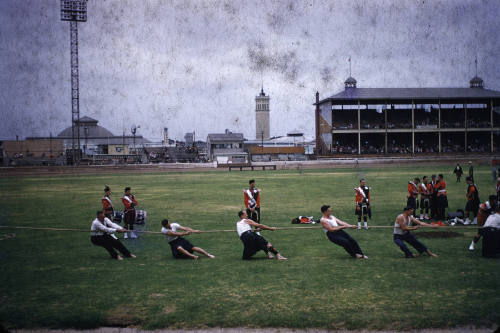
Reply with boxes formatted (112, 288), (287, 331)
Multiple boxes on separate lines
(60, 0), (88, 165)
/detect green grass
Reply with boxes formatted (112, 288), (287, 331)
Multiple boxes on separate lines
(0, 165), (499, 330)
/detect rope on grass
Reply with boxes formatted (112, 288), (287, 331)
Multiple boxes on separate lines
(0, 224), (486, 234)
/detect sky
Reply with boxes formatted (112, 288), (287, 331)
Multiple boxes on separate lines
(0, 0), (499, 142)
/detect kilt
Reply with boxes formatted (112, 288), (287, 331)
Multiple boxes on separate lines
(169, 237), (194, 258)
(437, 195), (448, 208)
(465, 200), (479, 214)
(407, 196), (418, 210)
(420, 197), (430, 209)
(124, 209), (136, 225)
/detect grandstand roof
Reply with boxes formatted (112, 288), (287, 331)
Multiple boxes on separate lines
(318, 87), (500, 104)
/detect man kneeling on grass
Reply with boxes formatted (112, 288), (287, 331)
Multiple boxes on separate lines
(90, 210), (136, 260)
(394, 206), (439, 258)
(161, 219), (215, 260)
(236, 210), (287, 260)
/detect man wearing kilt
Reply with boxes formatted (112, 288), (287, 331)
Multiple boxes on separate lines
(236, 210), (287, 260)
(434, 174), (448, 220)
(122, 187), (138, 239)
(419, 176), (432, 220)
(407, 177), (420, 216)
(244, 179), (261, 223)
(464, 176), (480, 225)
(102, 185), (114, 214)
(354, 178), (371, 230)
(161, 219), (215, 260)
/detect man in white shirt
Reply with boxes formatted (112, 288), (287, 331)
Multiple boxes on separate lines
(236, 210), (287, 260)
(481, 206), (500, 258)
(320, 205), (367, 259)
(90, 211), (136, 260)
(161, 219), (215, 260)
(483, 207), (500, 229)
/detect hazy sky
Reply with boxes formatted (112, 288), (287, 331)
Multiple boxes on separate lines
(1, 0), (499, 141)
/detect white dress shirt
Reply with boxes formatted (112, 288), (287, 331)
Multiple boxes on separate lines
(484, 213), (500, 229)
(91, 217), (122, 236)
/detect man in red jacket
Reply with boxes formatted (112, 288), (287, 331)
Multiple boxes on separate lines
(122, 187), (138, 239)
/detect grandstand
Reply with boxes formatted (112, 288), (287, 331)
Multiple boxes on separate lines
(315, 75), (500, 156)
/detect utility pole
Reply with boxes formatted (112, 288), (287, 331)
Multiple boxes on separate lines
(61, 0), (88, 165)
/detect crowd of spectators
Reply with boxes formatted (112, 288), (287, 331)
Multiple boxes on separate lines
(360, 144), (385, 154)
(361, 121), (385, 129)
(467, 120), (491, 128)
(332, 122), (356, 130)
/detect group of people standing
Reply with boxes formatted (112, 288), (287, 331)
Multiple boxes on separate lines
(407, 174), (449, 221)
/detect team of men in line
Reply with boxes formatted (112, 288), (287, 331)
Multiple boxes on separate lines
(90, 172), (500, 261)
(407, 174), (448, 222)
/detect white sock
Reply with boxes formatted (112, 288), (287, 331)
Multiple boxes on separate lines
(357, 222), (361, 228)
(364, 222), (368, 228)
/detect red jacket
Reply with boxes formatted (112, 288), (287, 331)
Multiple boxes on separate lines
(434, 180), (447, 196)
(122, 195), (137, 211)
(408, 182), (418, 198)
(102, 196), (113, 211)
(419, 183), (432, 197)
(355, 186), (370, 204)
(244, 188), (260, 208)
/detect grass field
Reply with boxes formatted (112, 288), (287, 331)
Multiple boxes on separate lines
(0, 164), (499, 330)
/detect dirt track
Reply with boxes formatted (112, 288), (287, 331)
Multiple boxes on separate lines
(0, 156), (497, 177)
(14, 327), (497, 333)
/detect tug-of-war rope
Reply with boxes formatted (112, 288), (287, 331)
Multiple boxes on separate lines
(0, 224), (484, 234)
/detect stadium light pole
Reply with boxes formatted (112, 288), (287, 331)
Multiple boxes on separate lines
(60, 0), (88, 165)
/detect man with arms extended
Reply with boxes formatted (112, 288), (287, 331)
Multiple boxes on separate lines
(161, 219), (215, 260)
(393, 206), (439, 258)
(236, 210), (287, 260)
(321, 205), (367, 259)
(90, 210), (136, 260)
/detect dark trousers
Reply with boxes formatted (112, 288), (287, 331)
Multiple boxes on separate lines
(326, 230), (363, 257)
(246, 207), (260, 223)
(393, 233), (427, 258)
(240, 231), (268, 260)
(91, 234), (131, 259)
(481, 227), (500, 258)
(430, 194), (438, 219)
(124, 209), (136, 230)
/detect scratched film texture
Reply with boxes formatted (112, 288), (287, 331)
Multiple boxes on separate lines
(0, 0), (499, 141)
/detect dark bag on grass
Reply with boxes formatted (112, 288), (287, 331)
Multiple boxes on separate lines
(447, 209), (464, 220)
